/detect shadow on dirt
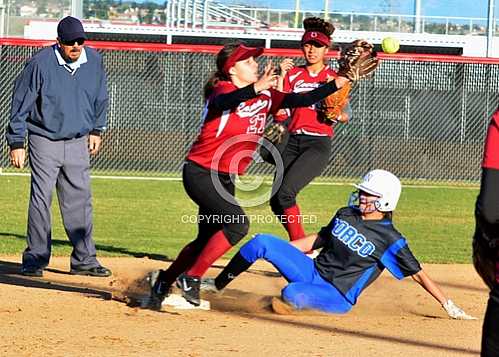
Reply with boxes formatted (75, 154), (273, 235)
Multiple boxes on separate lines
(0, 260), (112, 300)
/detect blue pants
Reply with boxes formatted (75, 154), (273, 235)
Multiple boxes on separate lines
(240, 234), (352, 314)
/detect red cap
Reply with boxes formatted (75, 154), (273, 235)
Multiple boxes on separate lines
(222, 45), (264, 76)
(301, 31), (331, 47)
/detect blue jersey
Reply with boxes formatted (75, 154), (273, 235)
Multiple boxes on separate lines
(315, 207), (421, 305)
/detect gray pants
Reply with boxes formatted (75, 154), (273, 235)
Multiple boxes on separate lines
(22, 134), (100, 270)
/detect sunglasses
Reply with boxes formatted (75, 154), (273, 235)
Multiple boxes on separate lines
(60, 38), (85, 46)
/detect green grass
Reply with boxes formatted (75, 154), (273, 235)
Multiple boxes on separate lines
(0, 175), (478, 263)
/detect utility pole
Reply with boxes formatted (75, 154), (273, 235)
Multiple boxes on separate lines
(487, 0), (495, 57)
(71, 0), (83, 19)
(293, 0), (300, 28)
(324, 0), (329, 20)
(0, 0), (5, 38)
(414, 0), (422, 33)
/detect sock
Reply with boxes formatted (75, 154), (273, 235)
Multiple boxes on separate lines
(283, 204), (305, 241)
(158, 242), (199, 287)
(214, 252), (253, 290)
(186, 230), (232, 278)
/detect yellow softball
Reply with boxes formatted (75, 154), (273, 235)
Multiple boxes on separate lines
(381, 37), (400, 54)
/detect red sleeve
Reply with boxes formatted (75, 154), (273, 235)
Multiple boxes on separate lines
(483, 110), (499, 169)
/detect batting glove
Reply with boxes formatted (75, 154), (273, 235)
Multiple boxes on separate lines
(442, 299), (477, 320)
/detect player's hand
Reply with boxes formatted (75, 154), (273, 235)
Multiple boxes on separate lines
(275, 109), (288, 118)
(337, 111), (349, 124)
(442, 299), (477, 320)
(325, 74), (350, 89)
(9, 148), (26, 169)
(89, 134), (102, 156)
(279, 58), (294, 74)
(333, 75), (350, 88)
(254, 61), (278, 93)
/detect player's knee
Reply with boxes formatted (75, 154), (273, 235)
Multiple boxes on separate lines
(223, 220), (250, 245)
(270, 190), (296, 213)
(240, 234), (277, 260)
(270, 196), (282, 215)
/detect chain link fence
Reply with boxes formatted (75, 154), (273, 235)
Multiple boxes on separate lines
(1, 41), (497, 185)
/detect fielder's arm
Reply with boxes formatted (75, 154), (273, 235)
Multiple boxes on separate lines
(411, 269), (476, 320)
(277, 58), (294, 92)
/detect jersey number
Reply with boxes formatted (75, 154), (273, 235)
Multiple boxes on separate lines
(247, 113), (266, 134)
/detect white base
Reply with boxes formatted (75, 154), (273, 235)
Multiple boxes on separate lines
(162, 294), (210, 310)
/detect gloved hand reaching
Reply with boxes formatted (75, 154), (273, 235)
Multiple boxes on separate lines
(442, 299), (477, 320)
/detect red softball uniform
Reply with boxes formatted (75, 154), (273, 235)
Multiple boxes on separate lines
(187, 81), (285, 175)
(483, 109), (499, 170)
(278, 65), (338, 136)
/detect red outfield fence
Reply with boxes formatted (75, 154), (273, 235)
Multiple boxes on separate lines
(1, 39), (498, 184)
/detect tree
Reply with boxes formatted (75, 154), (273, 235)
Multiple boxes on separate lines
(37, 0), (49, 15)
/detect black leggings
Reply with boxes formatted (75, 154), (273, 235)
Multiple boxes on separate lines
(482, 285), (499, 356)
(182, 161), (249, 246)
(270, 134), (331, 213)
(476, 168), (499, 356)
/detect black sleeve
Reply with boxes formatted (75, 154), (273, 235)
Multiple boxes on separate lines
(279, 80), (339, 109)
(476, 168), (499, 228)
(208, 84), (257, 111)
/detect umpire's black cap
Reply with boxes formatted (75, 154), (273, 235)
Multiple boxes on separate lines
(57, 16), (86, 42)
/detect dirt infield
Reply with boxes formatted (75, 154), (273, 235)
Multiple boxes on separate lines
(0, 256), (486, 356)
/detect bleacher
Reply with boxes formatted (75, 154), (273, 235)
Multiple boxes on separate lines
(21, 1), (499, 57)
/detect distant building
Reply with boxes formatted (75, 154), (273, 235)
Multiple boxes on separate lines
(20, 5), (37, 17)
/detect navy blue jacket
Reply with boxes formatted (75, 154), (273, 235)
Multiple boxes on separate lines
(6, 45), (108, 148)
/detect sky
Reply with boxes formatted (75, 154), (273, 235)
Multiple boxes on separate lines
(139, 0), (493, 19)
(241, 0), (491, 18)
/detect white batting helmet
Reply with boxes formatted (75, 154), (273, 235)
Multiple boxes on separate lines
(354, 169), (401, 212)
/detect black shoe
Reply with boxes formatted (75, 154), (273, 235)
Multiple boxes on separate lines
(176, 274), (201, 306)
(70, 265), (112, 277)
(200, 277), (222, 294)
(148, 270), (170, 309)
(22, 266), (43, 277)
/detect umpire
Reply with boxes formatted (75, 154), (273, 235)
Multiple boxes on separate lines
(5, 16), (111, 277)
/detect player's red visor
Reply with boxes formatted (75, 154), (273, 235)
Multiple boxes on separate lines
(222, 45), (264, 75)
(301, 31), (331, 47)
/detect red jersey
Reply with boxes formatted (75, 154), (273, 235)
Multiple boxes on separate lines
(279, 65), (338, 136)
(187, 81), (284, 175)
(483, 109), (499, 169)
